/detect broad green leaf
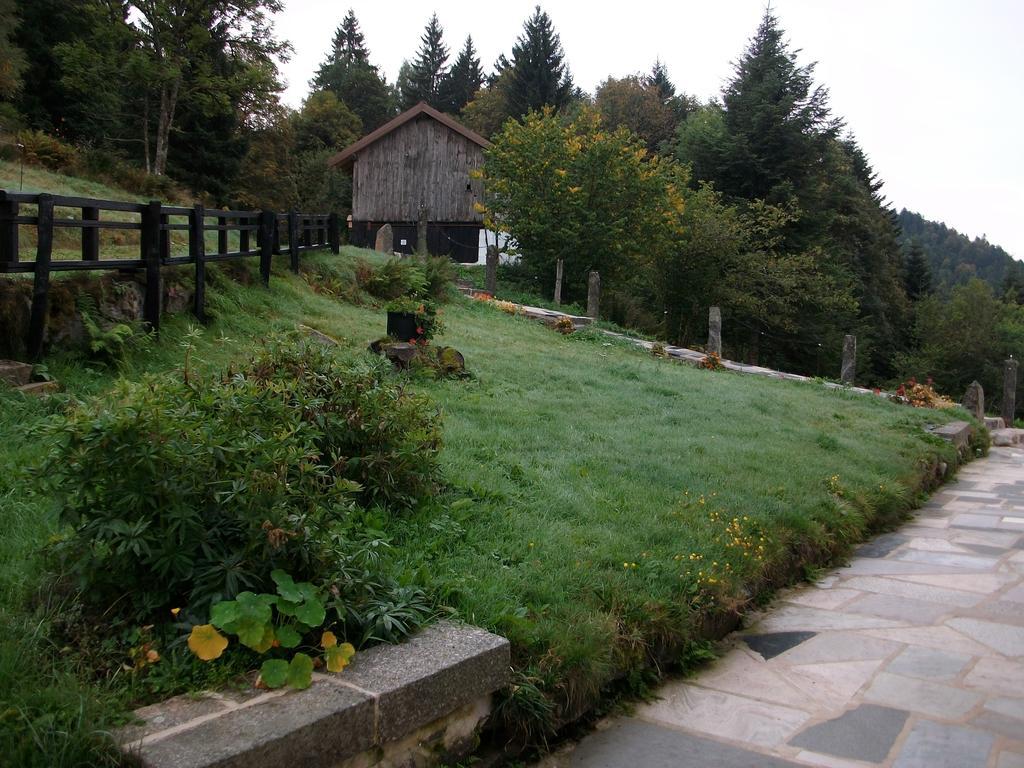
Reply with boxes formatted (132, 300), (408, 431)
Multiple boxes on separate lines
(188, 624), (228, 661)
(236, 617), (272, 650)
(325, 643), (355, 673)
(271, 570), (303, 602)
(260, 658), (288, 688)
(209, 601), (240, 632)
(287, 653), (314, 689)
(275, 598), (299, 617)
(294, 596), (325, 628)
(276, 624), (302, 648)
(234, 591), (274, 625)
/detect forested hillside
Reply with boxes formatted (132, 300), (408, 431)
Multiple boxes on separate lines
(1, 1), (1021, 398)
(898, 208), (1021, 294)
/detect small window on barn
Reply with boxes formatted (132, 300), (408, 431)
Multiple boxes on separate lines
(466, 183), (472, 191)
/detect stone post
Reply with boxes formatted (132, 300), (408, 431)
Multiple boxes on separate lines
(416, 206), (428, 255)
(554, 259), (564, 306)
(1003, 358), (1019, 426)
(840, 334), (856, 385)
(485, 245), (498, 296)
(586, 270), (601, 320)
(962, 381), (984, 421)
(707, 306), (722, 356)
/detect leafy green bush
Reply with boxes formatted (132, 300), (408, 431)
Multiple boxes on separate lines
(358, 257), (428, 300)
(41, 340), (442, 621)
(418, 255), (457, 300)
(16, 130), (78, 172)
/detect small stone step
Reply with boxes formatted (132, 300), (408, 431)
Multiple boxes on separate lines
(16, 381), (59, 397)
(929, 421), (975, 453)
(991, 428), (1024, 447)
(984, 416), (1006, 430)
(0, 360), (33, 387)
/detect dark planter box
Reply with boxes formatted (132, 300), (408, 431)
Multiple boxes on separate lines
(387, 311), (422, 342)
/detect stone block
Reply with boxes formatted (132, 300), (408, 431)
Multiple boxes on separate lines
(788, 704), (908, 763)
(931, 421), (973, 452)
(16, 380), (59, 396)
(984, 416), (1005, 431)
(128, 684), (375, 768)
(0, 359), (32, 387)
(375, 223), (394, 253)
(332, 621), (510, 743)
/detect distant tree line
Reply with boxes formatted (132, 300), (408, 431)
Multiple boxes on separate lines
(0, 2), (1020, 407)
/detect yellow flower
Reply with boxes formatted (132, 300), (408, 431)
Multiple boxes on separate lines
(170, 607), (181, 617)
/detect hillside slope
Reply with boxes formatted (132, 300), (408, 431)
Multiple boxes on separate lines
(898, 208), (1020, 293)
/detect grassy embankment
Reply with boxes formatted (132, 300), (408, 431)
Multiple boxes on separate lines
(0, 165), (967, 763)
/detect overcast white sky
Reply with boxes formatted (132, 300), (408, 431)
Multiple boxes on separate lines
(274, 0), (1024, 259)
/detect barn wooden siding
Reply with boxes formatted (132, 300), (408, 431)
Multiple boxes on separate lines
(351, 115), (485, 223)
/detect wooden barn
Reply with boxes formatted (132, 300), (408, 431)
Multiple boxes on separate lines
(327, 102), (490, 262)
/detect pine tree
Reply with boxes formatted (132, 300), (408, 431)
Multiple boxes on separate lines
(506, 6), (572, 118)
(646, 59), (675, 102)
(904, 240), (933, 301)
(331, 9), (368, 64)
(714, 9), (837, 204)
(439, 35), (483, 114)
(312, 9), (393, 131)
(401, 14), (449, 110)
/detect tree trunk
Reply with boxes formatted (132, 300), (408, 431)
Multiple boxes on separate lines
(153, 77), (180, 176)
(143, 96), (151, 174)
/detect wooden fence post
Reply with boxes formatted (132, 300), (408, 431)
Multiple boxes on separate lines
(0, 193), (18, 266)
(259, 210), (275, 286)
(239, 216), (250, 254)
(708, 306), (722, 356)
(190, 203), (206, 322)
(217, 214), (228, 256)
(587, 270), (601, 320)
(288, 212), (299, 273)
(554, 259), (563, 306)
(141, 200), (162, 333)
(27, 194), (54, 361)
(1003, 358), (1019, 426)
(329, 212), (340, 254)
(82, 205), (99, 261)
(841, 334), (857, 385)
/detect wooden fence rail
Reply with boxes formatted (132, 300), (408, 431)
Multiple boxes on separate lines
(0, 190), (340, 359)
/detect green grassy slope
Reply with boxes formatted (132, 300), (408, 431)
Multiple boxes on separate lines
(0, 168), (967, 761)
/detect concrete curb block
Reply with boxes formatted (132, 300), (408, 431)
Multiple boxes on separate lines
(119, 622), (510, 768)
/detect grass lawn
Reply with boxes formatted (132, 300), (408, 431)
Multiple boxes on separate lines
(0, 238), (966, 762)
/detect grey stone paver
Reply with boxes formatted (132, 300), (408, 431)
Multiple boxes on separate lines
(788, 704), (908, 762)
(542, 447), (1024, 768)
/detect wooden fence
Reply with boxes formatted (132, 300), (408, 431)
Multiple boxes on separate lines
(0, 190), (340, 359)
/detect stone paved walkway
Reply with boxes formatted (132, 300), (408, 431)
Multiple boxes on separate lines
(541, 447), (1024, 768)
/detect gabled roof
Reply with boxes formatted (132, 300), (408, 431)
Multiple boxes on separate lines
(327, 101), (491, 170)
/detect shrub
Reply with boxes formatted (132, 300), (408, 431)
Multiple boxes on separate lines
(41, 340), (441, 621)
(418, 255), (456, 300)
(358, 258), (427, 300)
(16, 130), (78, 172)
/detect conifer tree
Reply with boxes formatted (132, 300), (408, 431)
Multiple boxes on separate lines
(330, 9), (368, 64)
(506, 6), (572, 118)
(904, 240), (933, 301)
(312, 9), (392, 131)
(401, 14), (449, 110)
(646, 59), (675, 102)
(439, 35), (483, 114)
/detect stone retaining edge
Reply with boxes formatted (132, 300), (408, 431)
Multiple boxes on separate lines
(119, 621), (510, 768)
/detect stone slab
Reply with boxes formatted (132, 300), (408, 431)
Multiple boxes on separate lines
(742, 631), (817, 660)
(332, 621), (510, 742)
(0, 360), (32, 387)
(885, 646), (971, 681)
(863, 672), (982, 719)
(127, 682), (377, 768)
(637, 685), (811, 747)
(568, 718), (804, 767)
(788, 704), (908, 763)
(892, 720), (995, 768)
